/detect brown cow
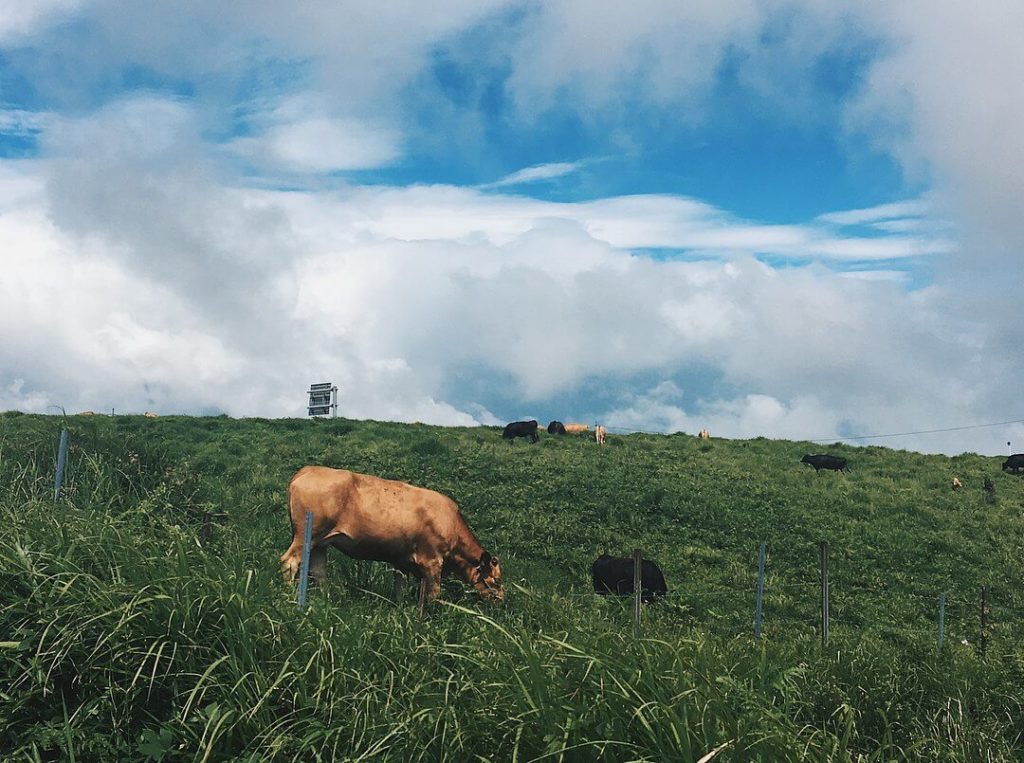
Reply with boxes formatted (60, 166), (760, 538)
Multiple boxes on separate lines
(595, 425), (607, 445)
(952, 477), (962, 491)
(144, 411), (159, 418)
(564, 423), (589, 434)
(280, 466), (503, 602)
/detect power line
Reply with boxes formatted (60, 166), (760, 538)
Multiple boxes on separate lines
(600, 417), (1024, 445)
(808, 417), (1024, 444)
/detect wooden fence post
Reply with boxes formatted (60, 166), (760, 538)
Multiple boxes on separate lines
(633, 548), (642, 627)
(754, 542), (766, 638)
(297, 510), (313, 611)
(937, 593), (945, 649)
(54, 429), (70, 501)
(819, 541), (829, 648)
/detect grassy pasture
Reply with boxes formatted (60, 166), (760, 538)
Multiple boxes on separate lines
(2, 411), (1024, 761)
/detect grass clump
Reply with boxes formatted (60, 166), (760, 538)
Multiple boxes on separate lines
(2, 412), (1024, 760)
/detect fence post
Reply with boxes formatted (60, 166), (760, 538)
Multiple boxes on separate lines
(418, 578), (428, 620)
(937, 593), (945, 649)
(754, 542), (766, 638)
(980, 585), (989, 656)
(297, 510), (313, 611)
(633, 548), (642, 627)
(54, 429), (70, 501)
(820, 541), (829, 648)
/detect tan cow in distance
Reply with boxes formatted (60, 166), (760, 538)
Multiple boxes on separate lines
(281, 466), (504, 603)
(595, 425), (607, 445)
(144, 412), (159, 418)
(564, 423), (589, 434)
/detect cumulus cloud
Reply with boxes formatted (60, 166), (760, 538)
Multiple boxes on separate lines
(2, 2), (1023, 457)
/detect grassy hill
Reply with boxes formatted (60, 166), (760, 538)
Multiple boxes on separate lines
(2, 412), (1023, 761)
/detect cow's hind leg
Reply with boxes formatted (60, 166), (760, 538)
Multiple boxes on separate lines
(308, 545), (328, 584)
(280, 539), (303, 583)
(281, 538), (328, 584)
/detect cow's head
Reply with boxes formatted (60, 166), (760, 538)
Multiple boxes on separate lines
(472, 550), (504, 603)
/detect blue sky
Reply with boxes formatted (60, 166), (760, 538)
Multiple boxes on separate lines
(1, 1), (1022, 454)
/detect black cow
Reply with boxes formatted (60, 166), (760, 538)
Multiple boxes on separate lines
(1003, 454), (1024, 474)
(801, 454), (848, 472)
(502, 420), (539, 443)
(591, 553), (667, 603)
(547, 420), (567, 435)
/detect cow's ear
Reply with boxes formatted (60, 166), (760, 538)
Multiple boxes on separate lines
(479, 551), (491, 566)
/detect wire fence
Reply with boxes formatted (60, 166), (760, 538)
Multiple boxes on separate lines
(307, 543), (1019, 653)
(29, 424), (1023, 650)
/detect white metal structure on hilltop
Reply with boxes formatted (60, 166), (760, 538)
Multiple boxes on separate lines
(307, 382), (338, 418)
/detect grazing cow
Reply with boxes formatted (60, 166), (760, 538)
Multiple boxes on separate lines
(1003, 454), (1024, 474)
(952, 477), (962, 490)
(591, 554), (667, 603)
(281, 466), (503, 602)
(77, 411), (96, 416)
(564, 423), (589, 434)
(547, 420), (567, 435)
(698, 428), (710, 440)
(503, 420), (539, 443)
(144, 412), (159, 418)
(800, 454), (848, 472)
(595, 425), (607, 445)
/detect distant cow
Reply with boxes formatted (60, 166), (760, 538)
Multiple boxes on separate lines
(952, 477), (962, 490)
(502, 420), (539, 443)
(800, 454), (848, 472)
(564, 423), (589, 434)
(595, 425), (607, 445)
(591, 554), (667, 603)
(144, 412), (159, 418)
(547, 421), (567, 435)
(983, 477), (995, 495)
(1003, 454), (1024, 474)
(698, 428), (710, 440)
(77, 411), (96, 416)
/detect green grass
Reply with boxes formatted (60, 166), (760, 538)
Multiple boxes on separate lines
(2, 412), (1024, 760)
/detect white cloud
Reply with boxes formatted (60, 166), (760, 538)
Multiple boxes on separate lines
(816, 200), (931, 227)
(482, 161), (585, 188)
(0, 0), (80, 41)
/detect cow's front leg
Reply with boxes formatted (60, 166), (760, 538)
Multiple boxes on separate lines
(417, 558), (443, 601)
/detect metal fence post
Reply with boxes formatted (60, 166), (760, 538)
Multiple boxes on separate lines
(297, 510), (313, 611)
(937, 593), (945, 649)
(980, 585), (989, 656)
(755, 542), (766, 638)
(633, 548), (642, 626)
(54, 429), (70, 501)
(820, 541), (829, 648)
